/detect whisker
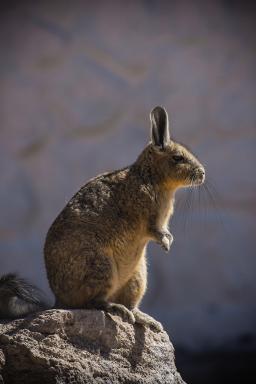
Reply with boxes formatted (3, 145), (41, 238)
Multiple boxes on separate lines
(203, 181), (225, 229)
(174, 182), (192, 236)
(174, 174), (224, 237)
(179, 176), (196, 235)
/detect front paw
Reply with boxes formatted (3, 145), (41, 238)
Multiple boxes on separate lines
(159, 231), (173, 252)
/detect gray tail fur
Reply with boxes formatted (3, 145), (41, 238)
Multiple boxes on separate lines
(0, 273), (49, 319)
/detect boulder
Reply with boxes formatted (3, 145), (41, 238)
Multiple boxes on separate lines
(0, 309), (185, 384)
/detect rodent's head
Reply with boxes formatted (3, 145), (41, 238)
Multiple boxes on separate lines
(148, 106), (205, 190)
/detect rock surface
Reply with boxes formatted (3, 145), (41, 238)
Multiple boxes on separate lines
(0, 309), (185, 384)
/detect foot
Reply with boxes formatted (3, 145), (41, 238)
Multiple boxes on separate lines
(105, 302), (135, 324)
(132, 308), (163, 332)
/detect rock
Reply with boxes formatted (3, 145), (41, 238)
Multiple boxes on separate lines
(0, 309), (185, 384)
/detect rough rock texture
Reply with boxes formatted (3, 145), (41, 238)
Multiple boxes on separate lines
(0, 309), (185, 384)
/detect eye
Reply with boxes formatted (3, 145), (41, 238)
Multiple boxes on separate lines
(172, 154), (185, 163)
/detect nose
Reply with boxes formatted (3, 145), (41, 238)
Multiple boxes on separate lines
(198, 167), (205, 181)
(198, 167), (205, 176)
(194, 167), (205, 184)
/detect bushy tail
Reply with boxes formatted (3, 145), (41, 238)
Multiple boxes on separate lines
(0, 274), (49, 319)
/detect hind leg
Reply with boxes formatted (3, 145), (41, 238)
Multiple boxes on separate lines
(51, 249), (116, 307)
(53, 249), (135, 323)
(112, 256), (147, 310)
(111, 257), (163, 332)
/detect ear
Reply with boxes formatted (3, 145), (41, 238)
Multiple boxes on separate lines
(150, 106), (170, 149)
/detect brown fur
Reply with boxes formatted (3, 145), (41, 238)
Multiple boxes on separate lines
(44, 106), (205, 326)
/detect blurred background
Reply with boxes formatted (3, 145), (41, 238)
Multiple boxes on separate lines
(1, 1), (256, 382)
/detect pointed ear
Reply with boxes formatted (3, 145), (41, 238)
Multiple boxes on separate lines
(150, 106), (170, 149)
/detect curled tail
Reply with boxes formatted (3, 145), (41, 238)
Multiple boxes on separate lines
(0, 274), (49, 319)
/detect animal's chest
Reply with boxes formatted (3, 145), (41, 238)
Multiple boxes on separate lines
(157, 195), (174, 228)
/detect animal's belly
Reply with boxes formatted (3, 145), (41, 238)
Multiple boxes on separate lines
(113, 240), (147, 287)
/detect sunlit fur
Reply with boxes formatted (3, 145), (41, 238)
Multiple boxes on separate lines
(135, 140), (205, 192)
